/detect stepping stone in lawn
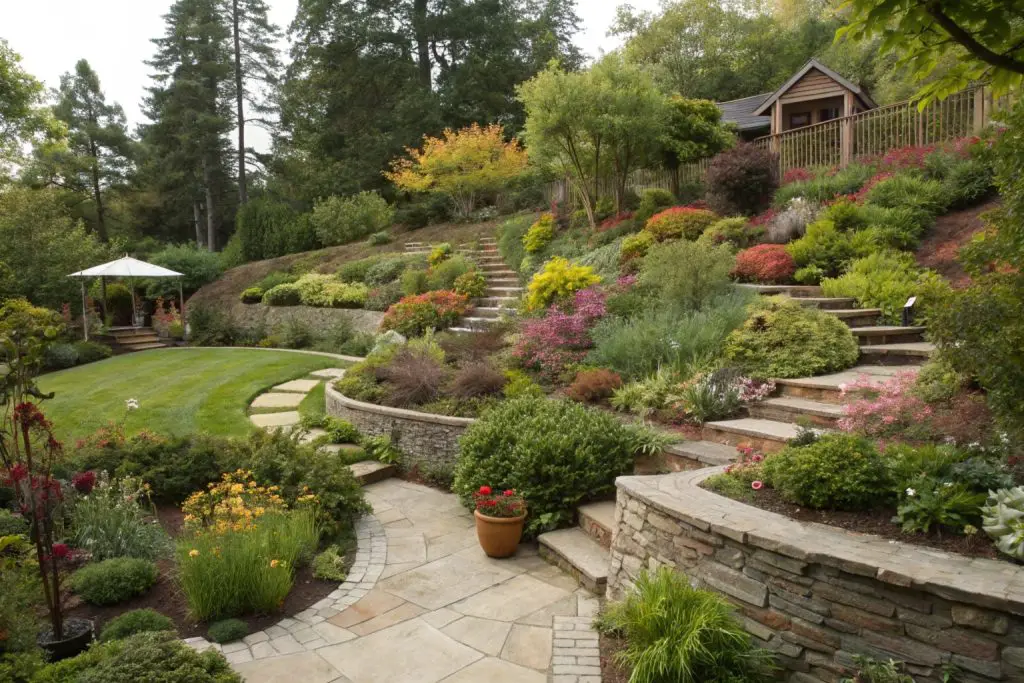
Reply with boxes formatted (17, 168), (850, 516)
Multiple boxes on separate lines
(250, 411), (301, 429)
(310, 368), (347, 379)
(273, 379), (320, 393)
(299, 428), (328, 444)
(251, 392), (305, 409)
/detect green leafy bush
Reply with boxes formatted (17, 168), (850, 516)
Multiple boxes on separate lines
(368, 231), (392, 245)
(453, 270), (487, 298)
(763, 434), (890, 510)
(74, 341), (113, 365)
(427, 255), (472, 291)
(365, 282), (404, 312)
(254, 271), (298, 292)
(312, 192), (394, 246)
(236, 197), (304, 262)
(596, 568), (775, 683)
(145, 244), (224, 298)
(640, 239), (734, 312)
(32, 631), (241, 683)
(99, 609), (175, 642)
(576, 240), (624, 281)
(619, 231), (654, 263)
(497, 215), (532, 277)
(262, 282), (302, 306)
(524, 257), (601, 311)
(239, 287), (263, 304)
(943, 157), (994, 209)
(895, 480), (984, 534)
(453, 398), (639, 535)
(866, 174), (947, 215)
(644, 207), (718, 241)
(428, 242), (453, 266)
(70, 557), (159, 605)
(705, 142), (778, 216)
(699, 216), (762, 250)
(207, 619), (249, 644)
(821, 251), (944, 323)
(400, 267), (430, 296)
(365, 255), (419, 286)
(634, 188), (675, 226)
(338, 256), (382, 283)
(786, 219), (859, 279)
(0, 509), (28, 536)
(982, 487), (1024, 559)
(312, 545), (349, 581)
(42, 342), (81, 370)
(523, 213), (556, 253)
(723, 297), (859, 378)
(294, 274), (368, 308)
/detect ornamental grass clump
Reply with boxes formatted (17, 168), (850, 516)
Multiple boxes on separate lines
(70, 471), (169, 561)
(596, 567), (775, 683)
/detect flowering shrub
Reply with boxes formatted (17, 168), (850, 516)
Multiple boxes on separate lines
(838, 370), (945, 441)
(644, 207), (719, 241)
(782, 168), (813, 184)
(70, 472), (168, 561)
(670, 371), (775, 424)
(380, 290), (470, 336)
(472, 485), (526, 518)
(181, 470), (291, 533)
(72, 470), (96, 494)
(428, 242), (453, 266)
(620, 231), (654, 263)
(524, 257), (601, 311)
(152, 297), (184, 338)
(523, 213), (556, 253)
(748, 208), (777, 227)
(731, 245), (795, 284)
(453, 270), (487, 298)
(513, 287), (606, 381)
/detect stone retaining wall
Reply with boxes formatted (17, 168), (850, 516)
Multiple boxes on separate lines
(609, 468), (1024, 683)
(225, 302), (383, 334)
(325, 385), (474, 471)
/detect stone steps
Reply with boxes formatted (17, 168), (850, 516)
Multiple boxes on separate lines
(664, 440), (738, 468)
(577, 501), (615, 550)
(484, 287), (523, 297)
(793, 297), (856, 310)
(736, 283), (823, 298)
(702, 417), (810, 453)
(470, 307), (504, 319)
(774, 365), (902, 403)
(858, 342), (935, 365)
(121, 341), (169, 352)
(537, 527), (608, 594)
(474, 297), (518, 308)
(851, 325), (927, 346)
(747, 396), (844, 427)
(831, 309), (883, 327)
(348, 461), (396, 485)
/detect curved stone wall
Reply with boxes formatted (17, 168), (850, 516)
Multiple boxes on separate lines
(609, 467), (1024, 682)
(325, 385), (475, 471)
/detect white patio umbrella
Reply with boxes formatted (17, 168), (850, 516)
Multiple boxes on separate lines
(68, 256), (184, 340)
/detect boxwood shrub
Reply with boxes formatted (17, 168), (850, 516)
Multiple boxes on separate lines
(453, 397), (639, 535)
(723, 297), (859, 378)
(99, 609), (176, 642)
(69, 557), (158, 606)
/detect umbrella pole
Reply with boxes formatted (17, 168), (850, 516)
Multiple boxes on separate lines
(81, 280), (89, 341)
(130, 277), (136, 328)
(178, 279), (185, 320)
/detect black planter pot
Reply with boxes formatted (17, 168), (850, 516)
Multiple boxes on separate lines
(38, 617), (94, 661)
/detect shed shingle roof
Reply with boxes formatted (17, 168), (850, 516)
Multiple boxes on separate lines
(717, 93), (772, 132)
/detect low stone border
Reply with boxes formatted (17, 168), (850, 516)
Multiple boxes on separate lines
(552, 615), (603, 682)
(326, 384), (475, 469)
(183, 514), (386, 663)
(608, 467), (1024, 681)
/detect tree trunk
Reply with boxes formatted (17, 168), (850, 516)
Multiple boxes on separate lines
(233, 0), (247, 205)
(203, 159), (216, 252)
(413, 0), (431, 90)
(88, 137), (108, 242)
(194, 200), (204, 249)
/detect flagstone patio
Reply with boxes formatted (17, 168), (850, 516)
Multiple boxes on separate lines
(210, 478), (602, 683)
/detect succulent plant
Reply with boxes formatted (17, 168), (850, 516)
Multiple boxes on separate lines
(981, 487), (1024, 559)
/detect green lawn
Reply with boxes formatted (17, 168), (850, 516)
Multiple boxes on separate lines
(38, 348), (343, 442)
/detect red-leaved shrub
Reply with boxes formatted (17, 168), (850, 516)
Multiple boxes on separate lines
(732, 244), (795, 284)
(380, 290), (469, 337)
(644, 207), (719, 241)
(377, 347), (448, 406)
(449, 361), (507, 398)
(782, 168), (812, 185)
(565, 369), (623, 404)
(705, 143), (779, 216)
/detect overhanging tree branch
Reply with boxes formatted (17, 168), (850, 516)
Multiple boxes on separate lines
(924, 2), (1024, 74)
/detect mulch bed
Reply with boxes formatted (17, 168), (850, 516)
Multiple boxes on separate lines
(65, 504), (348, 640)
(599, 633), (631, 683)
(712, 486), (1001, 560)
(915, 198), (999, 287)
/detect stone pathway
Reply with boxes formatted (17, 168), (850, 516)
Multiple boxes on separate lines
(248, 368), (349, 432)
(189, 478), (602, 683)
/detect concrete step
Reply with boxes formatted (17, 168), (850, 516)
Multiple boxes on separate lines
(459, 317), (500, 327)
(748, 396), (844, 427)
(484, 278), (520, 286)
(449, 327), (486, 334)
(121, 341), (168, 352)
(702, 417), (810, 453)
(736, 283), (823, 298)
(484, 287), (523, 296)
(858, 342), (935, 365)
(774, 365), (902, 403)
(538, 527), (608, 594)
(349, 461), (396, 485)
(829, 309), (883, 327)
(577, 501), (615, 550)
(470, 307), (505, 319)
(793, 297), (856, 310)
(851, 326), (927, 346)
(119, 334), (161, 345)
(475, 297), (518, 308)
(664, 440), (738, 468)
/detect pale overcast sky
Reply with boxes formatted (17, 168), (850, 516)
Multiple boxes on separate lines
(1, 0), (661, 152)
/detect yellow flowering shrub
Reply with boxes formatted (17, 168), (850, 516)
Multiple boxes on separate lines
(522, 213), (556, 253)
(524, 257), (601, 311)
(182, 470), (289, 533)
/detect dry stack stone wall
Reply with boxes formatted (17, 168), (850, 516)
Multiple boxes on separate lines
(325, 385), (474, 470)
(608, 468), (1024, 683)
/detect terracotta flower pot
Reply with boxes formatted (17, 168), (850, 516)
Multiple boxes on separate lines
(474, 509), (526, 558)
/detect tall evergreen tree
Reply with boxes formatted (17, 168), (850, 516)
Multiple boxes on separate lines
(44, 60), (134, 242)
(220, 0), (282, 205)
(142, 0), (235, 250)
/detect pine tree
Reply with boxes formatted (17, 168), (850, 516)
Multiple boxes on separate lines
(48, 60), (134, 243)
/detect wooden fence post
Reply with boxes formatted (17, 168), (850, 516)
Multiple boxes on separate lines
(973, 86), (987, 133)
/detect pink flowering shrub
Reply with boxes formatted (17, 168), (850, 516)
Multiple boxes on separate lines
(838, 370), (930, 438)
(512, 286), (607, 382)
(782, 168), (812, 185)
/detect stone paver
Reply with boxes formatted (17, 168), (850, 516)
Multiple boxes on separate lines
(274, 378), (322, 393)
(226, 479), (600, 682)
(249, 410), (301, 428)
(251, 392), (305, 409)
(310, 367), (348, 379)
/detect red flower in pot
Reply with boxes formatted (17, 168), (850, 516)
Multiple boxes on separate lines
(472, 485), (527, 558)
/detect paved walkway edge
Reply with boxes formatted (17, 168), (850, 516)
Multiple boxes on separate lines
(183, 513), (387, 661)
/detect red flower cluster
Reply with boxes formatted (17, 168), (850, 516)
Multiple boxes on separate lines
(72, 471), (97, 494)
(732, 245), (795, 284)
(748, 207), (777, 227)
(473, 485), (526, 519)
(782, 168), (813, 185)
(597, 211), (633, 232)
(13, 402), (51, 430)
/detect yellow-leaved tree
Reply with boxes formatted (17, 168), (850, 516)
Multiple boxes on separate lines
(385, 123), (527, 219)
